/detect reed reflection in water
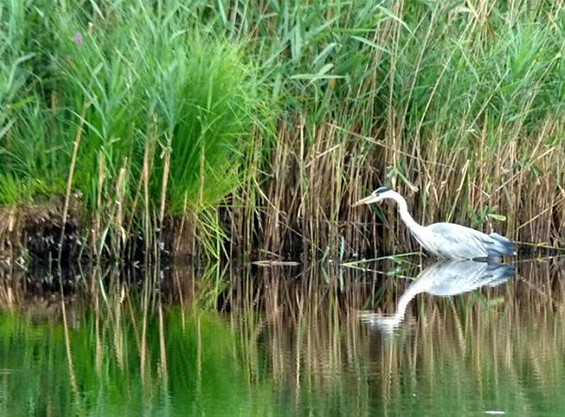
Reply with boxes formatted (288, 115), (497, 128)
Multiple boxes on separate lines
(1, 257), (565, 416)
(229, 257), (565, 416)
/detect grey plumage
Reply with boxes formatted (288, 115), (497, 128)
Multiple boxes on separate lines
(353, 187), (517, 260)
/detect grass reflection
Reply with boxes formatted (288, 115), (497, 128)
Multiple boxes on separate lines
(0, 257), (565, 415)
(0, 276), (272, 416)
(228, 257), (565, 416)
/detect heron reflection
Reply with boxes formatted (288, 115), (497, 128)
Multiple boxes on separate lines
(359, 259), (515, 333)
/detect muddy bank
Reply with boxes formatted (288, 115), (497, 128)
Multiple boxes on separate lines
(0, 198), (177, 284)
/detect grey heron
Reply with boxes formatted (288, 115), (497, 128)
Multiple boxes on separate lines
(353, 187), (517, 260)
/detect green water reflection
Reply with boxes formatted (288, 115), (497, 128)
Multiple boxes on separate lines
(0, 258), (564, 416)
(0, 307), (274, 416)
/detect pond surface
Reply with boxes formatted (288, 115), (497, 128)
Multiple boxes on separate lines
(0, 257), (564, 416)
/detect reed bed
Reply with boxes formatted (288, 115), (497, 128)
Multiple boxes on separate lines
(0, 1), (564, 263)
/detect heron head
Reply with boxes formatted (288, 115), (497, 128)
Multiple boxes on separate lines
(352, 187), (394, 207)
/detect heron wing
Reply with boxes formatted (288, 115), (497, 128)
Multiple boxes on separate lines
(425, 222), (494, 259)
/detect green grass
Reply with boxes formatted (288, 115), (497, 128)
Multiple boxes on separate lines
(55, 3), (259, 209)
(1, 1), (263, 259)
(1, 1), (564, 260)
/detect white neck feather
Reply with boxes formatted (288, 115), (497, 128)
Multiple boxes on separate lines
(388, 191), (423, 233)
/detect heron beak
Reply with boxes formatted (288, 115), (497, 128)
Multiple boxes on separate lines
(352, 194), (380, 207)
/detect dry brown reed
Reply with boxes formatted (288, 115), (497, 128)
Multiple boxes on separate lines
(58, 104), (88, 265)
(233, 115), (565, 261)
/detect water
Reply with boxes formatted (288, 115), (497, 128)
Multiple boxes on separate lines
(1, 257), (565, 416)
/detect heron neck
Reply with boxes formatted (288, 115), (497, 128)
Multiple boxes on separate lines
(392, 194), (423, 232)
(394, 274), (437, 322)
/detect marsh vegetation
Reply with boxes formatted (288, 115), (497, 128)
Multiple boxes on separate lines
(1, 2), (565, 414)
(0, 1), (563, 265)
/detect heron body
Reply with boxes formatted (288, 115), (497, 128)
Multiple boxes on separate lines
(353, 187), (517, 260)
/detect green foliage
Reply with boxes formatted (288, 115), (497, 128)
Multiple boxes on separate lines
(49, 2), (258, 212)
(1, 0), (565, 256)
(0, 306), (275, 416)
(0, 173), (29, 205)
(392, 2), (565, 147)
(0, 1), (264, 257)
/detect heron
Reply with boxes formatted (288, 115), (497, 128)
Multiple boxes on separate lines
(353, 187), (517, 260)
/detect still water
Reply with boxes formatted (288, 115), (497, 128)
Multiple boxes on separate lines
(0, 257), (564, 416)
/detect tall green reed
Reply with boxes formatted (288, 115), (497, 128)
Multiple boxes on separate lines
(1, 1), (262, 260)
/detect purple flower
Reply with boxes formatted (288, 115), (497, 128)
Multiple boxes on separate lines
(75, 31), (83, 47)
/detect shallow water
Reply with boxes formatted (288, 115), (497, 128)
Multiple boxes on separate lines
(1, 257), (564, 416)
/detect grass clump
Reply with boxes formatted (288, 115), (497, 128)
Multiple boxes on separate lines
(0, 1), (261, 259)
